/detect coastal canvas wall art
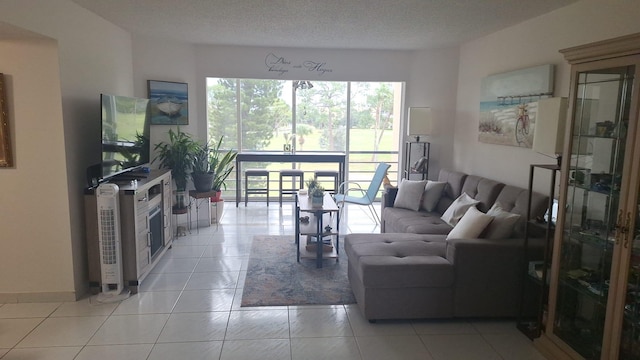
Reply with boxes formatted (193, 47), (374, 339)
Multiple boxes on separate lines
(478, 64), (554, 148)
(148, 80), (189, 125)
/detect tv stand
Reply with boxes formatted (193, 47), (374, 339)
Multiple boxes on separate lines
(84, 169), (173, 294)
(126, 169), (151, 178)
(108, 168), (151, 182)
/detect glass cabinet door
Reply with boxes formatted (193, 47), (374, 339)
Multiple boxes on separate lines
(621, 191), (640, 358)
(553, 65), (635, 359)
(619, 64), (640, 360)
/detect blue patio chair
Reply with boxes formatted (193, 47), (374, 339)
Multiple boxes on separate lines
(334, 162), (391, 225)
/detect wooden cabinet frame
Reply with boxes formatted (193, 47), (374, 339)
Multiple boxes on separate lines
(537, 33), (640, 360)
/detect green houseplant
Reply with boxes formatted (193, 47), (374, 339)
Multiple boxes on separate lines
(191, 142), (216, 192)
(153, 128), (199, 208)
(305, 178), (320, 193)
(209, 136), (238, 201)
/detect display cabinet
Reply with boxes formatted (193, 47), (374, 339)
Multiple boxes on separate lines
(403, 141), (430, 180)
(536, 33), (640, 360)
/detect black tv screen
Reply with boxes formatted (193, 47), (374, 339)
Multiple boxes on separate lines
(100, 94), (150, 181)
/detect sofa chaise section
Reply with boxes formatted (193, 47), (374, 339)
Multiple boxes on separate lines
(345, 233), (454, 320)
(345, 169), (549, 321)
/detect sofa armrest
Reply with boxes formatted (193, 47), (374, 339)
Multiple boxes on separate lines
(382, 184), (398, 209)
(446, 236), (546, 274)
(445, 236), (545, 317)
(380, 185), (398, 233)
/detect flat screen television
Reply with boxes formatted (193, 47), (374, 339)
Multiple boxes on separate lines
(100, 93), (151, 182)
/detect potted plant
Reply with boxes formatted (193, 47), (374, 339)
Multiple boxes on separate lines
(209, 136), (238, 201)
(152, 128), (199, 209)
(310, 185), (325, 207)
(206, 136), (238, 223)
(191, 142), (216, 192)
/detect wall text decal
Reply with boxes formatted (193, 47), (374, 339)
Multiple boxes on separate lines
(265, 53), (333, 76)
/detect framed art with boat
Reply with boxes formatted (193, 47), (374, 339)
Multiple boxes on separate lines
(147, 80), (189, 125)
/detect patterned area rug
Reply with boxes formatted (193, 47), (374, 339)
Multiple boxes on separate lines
(241, 235), (355, 307)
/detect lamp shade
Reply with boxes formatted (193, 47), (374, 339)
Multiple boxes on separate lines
(533, 97), (568, 156)
(407, 107), (432, 137)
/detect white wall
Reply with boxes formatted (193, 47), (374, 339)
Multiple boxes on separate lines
(192, 45), (415, 179)
(0, 37), (73, 301)
(130, 42), (460, 181)
(454, 0), (640, 193)
(0, 0), (134, 300)
(131, 34), (200, 146)
(196, 45), (408, 182)
(408, 48), (460, 178)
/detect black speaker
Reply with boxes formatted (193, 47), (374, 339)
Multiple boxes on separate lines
(86, 163), (101, 188)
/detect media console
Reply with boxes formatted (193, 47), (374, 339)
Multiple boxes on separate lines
(84, 169), (173, 294)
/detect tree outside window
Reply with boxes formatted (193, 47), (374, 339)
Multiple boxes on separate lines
(206, 78), (402, 194)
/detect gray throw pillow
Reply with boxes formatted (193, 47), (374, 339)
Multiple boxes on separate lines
(394, 179), (428, 211)
(483, 202), (522, 239)
(420, 181), (447, 212)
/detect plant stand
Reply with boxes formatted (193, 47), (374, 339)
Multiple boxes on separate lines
(211, 199), (224, 224)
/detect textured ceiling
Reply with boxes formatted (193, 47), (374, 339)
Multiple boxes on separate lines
(71, 0), (577, 50)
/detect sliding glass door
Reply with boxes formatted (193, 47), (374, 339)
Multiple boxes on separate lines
(206, 78), (402, 199)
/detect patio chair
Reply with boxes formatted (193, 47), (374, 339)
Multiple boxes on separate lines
(334, 162), (391, 225)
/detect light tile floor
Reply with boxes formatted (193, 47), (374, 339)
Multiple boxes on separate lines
(0, 202), (548, 360)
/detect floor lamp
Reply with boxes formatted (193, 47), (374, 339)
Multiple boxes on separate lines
(533, 97), (568, 166)
(407, 107), (432, 143)
(405, 107), (432, 180)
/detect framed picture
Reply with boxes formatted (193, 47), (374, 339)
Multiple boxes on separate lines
(478, 64), (554, 148)
(147, 80), (189, 125)
(0, 73), (13, 167)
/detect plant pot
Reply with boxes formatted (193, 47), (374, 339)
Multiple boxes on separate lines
(209, 190), (222, 202)
(193, 172), (215, 192)
(311, 194), (324, 207)
(174, 190), (188, 210)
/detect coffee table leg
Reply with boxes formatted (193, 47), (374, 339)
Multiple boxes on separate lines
(335, 211), (339, 259)
(295, 203), (300, 262)
(316, 211), (323, 268)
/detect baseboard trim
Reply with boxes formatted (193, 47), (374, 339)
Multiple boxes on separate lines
(534, 333), (577, 360)
(0, 291), (78, 303)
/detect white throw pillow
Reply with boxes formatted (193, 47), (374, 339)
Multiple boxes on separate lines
(483, 202), (522, 239)
(441, 192), (480, 227)
(420, 181), (447, 212)
(446, 207), (494, 240)
(393, 179), (428, 211)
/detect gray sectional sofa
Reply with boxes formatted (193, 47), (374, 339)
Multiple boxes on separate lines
(344, 169), (549, 321)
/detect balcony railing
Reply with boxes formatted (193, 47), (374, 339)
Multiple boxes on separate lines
(218, 150), (399, 204)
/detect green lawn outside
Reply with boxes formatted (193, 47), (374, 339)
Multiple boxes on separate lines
(262, 127), (394, 152)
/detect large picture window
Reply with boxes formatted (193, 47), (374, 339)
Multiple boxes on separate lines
(206, 78), (403, 198)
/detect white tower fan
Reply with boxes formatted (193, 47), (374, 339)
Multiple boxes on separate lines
(95, 183), (130, 302)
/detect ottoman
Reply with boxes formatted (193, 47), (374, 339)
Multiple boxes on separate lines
(344, 233), (454, 321)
